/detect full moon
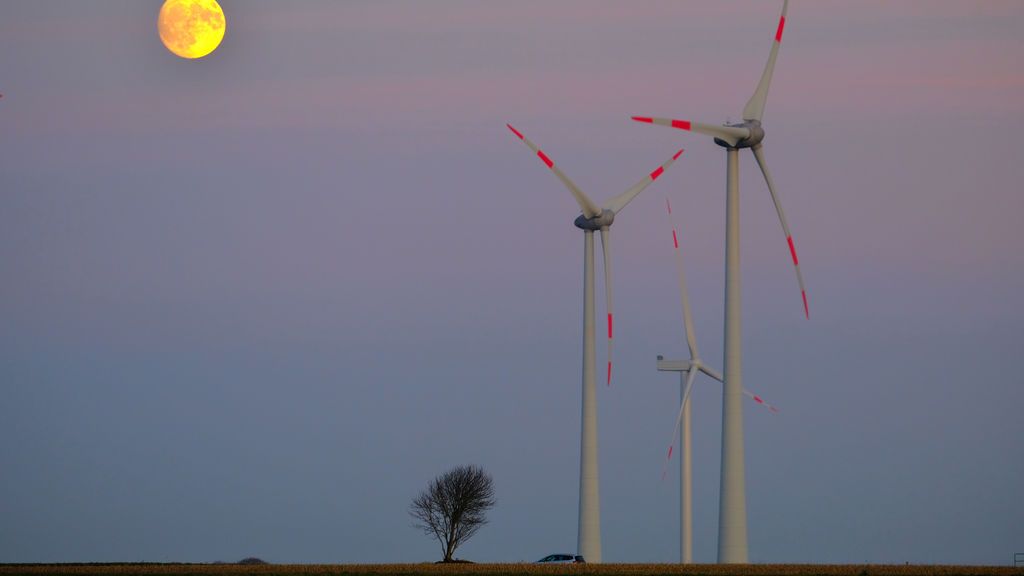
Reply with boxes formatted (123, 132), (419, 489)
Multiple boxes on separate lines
(158, 0), (226, 59)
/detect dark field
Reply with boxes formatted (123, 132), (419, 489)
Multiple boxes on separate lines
(2, 564), (1022, 576)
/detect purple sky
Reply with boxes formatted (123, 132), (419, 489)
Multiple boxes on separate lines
(2, 0), (1023, 566)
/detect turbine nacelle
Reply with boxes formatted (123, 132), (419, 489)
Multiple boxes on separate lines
(574, 210), (615, 231)
(714, 120), (765, 150)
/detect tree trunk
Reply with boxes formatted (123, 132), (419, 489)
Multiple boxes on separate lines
(445, 538), (456, 562)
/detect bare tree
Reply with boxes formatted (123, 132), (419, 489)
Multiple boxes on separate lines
(409, 465), (496, 562)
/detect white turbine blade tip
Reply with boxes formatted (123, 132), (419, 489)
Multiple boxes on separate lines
(742, 0), (788, 121)
(600, 229), (614, 386)
(507, 124), (602, 218)
(603, 149), (682, 214)
(745, 389), (780, 413)
(752, 145), (808, 319)
(776, 0), (789, 43)
(786, 236), (810, 319)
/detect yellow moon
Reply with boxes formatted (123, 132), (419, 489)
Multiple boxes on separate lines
(158, 0), (226, 59)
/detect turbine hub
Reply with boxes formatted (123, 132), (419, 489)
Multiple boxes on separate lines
(715, 120), (765, 149)
(574, 209), (615, 231)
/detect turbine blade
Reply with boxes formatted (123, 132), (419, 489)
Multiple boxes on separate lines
(743, 0), (789, 122)
(507, 124), (601, 218)
(600, 227), (614, 387)
(744, 389), (780, 413)
(695, 366), (776, 412)
(698, 364), (724, 383)
(603, 149), (684, 215)
(631, 117), (751, 147)
(662, 369), (698, 480)
(751, 144), (808, 319)
(665, 197), (700, 360)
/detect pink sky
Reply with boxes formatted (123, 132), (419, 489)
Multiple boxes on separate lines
(1, 0), (1022, 565)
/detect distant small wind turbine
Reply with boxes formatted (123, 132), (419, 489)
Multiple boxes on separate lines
(508, 123), (682, 563)
(632, 0), (806, 563)
(656, 197), (777, 564)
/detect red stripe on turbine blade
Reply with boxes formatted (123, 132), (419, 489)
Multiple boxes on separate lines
(607, 313), (613, 339)
(776, 16), (786, 42)
(607, 362), (612, 387)
(537, 150), (554, 168)
(788, 236), (799, 266)
(667, 446), (674, 460)
(802, 290), (809, 319)
(671, 119), (692, 131)
(506, 124), (524, 139)
(650, 166), (664, 180)
(632, 116), (654, 123)
(673, 149), (684, 160)
(754, 396), (764, 404)
(672, 229), (679, 249)
(666, 198), (672, 214)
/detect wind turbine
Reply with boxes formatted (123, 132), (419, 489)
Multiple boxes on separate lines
(508, 123), (682, 563)
(656, 197), (778, 564)
(632, 0), (807, 563)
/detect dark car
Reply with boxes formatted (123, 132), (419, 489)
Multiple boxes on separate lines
(536, 554), (585, 564)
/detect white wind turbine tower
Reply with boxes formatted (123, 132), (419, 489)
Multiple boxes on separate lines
(632, 0), (807, 563)
(508, 124), (682, 563)
(657, 198), (778, 564)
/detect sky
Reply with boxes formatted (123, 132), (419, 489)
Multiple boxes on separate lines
(2, 0), (1023, 566)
